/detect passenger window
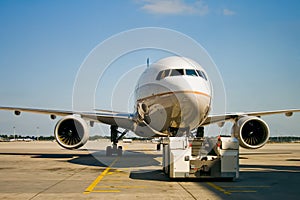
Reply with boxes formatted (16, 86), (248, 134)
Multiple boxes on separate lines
(186, 69), (198, 77)
(170, 69), (184, 76)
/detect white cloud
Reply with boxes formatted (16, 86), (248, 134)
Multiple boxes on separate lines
(139, 0), (209, 16)
(223, 8), (235, 16)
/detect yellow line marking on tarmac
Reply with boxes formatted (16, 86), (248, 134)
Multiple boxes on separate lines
(206, 182), (231, 195)
(206, 183), (271, 195)
(84, 157), (120, 194)
(95, 185), (147, 189)
(90, 190), (121, 193)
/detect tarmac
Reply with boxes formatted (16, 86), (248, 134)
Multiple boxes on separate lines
(0, 140), (299, 200)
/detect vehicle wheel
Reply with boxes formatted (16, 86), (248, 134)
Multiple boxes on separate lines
(118, 146), (123, 150)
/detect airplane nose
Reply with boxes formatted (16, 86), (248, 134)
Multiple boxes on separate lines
(174, 91), (211, 129)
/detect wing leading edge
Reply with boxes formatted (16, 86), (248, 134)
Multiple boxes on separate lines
(203, 109), (300, 126)
(0, 106), (169, 137)
(1, 106), (299, 133)
(0, 106), (134, 128)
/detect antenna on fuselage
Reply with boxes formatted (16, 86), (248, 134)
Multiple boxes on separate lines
(147, 58), (149, 67)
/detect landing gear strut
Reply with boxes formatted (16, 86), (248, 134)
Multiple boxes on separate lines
(106, 125), (128, 156)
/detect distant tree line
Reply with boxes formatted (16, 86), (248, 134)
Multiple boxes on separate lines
(89, 135), (300, 142)
(1, 134), (299, 143)
(268, 136), (300, 143)
(0, 134), (145, 141)
(0, 134), (55, 141)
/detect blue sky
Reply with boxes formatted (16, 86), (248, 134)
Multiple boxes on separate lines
(0, 0), (300, 136)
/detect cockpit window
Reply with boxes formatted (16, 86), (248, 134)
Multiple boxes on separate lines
(156, 69), (170, 80)
(164, 69), (170, 77)
(202, 71), (207, 80)
(170, 69), (184, 76)
(186, 69), (198, 77)
(156, 68), (207, 81)
(156, 71), (163, 80)
(197, 70), (208, 80)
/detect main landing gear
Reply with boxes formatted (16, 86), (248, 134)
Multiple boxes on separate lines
(106, 125), (128, 157)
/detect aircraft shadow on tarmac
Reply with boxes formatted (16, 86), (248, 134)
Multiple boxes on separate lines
(240, 164), (300, 173)
(0, 149), (161, 168)
(129, 170), (234, 182)
(129, 163), (300, 182)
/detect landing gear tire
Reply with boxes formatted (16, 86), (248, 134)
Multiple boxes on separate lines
(105, 145), (123, 156)
(117, 146), (123, 156)
(106, 146), (112, 156)
(156, 143), (161, 151)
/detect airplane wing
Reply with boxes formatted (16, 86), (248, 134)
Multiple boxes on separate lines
(1, 106), (299, 135)
(2, 106), (300, 126)
(0, 106), (135, 130)
(202, 109), (300, 126)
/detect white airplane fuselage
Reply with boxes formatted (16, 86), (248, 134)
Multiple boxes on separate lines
(134, 56), (212, 137)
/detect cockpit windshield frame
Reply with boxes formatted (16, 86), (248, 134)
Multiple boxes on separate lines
(156, 68), (208, 81)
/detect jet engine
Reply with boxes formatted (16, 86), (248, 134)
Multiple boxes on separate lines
(54, 115), (89, 149)
(232, 116), (270, 149)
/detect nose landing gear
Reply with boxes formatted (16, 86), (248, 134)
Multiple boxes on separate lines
(106, 125), (128, 156)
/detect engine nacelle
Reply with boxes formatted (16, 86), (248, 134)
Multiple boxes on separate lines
(54, 115), (89, 149)
(232, 116), (270, 149)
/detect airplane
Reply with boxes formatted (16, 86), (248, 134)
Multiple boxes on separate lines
(1, 56), (299, 156)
